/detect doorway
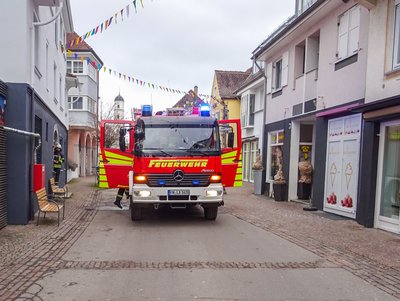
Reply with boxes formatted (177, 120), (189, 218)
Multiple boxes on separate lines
(375, 121), (400, 234)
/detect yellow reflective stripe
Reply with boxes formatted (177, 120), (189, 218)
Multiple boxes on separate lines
(99, 169), (106, 175)
(237, 168), (242, 174)
(106, 158), (132, 165)
(99, 175), (108, 181)
(235, 174), (242, 181)
(105, 151), (133, 162)
(99, 181), (109, 188)
(234, 181), (242, 187)
(221, 151), (237, 159)
(222, 158), (235, 164)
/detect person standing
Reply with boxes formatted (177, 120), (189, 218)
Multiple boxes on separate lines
(53, 143), (64, 185)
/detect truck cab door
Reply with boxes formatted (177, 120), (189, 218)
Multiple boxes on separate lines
(219, 119), (242, 187)
(99, 120), (135, 188)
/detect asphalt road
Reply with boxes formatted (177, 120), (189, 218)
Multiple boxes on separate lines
(33, 190), (398, 301)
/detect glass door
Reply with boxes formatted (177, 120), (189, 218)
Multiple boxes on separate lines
(376, 122), (400, 233)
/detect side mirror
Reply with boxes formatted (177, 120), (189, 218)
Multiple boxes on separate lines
(228, 132), (234, 148)
(119, 128), (127, 152)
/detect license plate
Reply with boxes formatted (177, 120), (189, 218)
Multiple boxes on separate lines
(168, 190), (190, 196)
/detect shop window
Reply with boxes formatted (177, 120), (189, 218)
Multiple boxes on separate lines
(268, 130), (284, 180)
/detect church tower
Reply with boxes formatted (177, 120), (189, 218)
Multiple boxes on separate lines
(114, 93), (125, 120)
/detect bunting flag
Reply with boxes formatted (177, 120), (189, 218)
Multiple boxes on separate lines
(133, 0), (137, 13)
(68, 0), (147, 48)
(65, 50), (212, 100)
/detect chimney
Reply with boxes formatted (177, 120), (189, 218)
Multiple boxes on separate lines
(194, 86), (198, 96)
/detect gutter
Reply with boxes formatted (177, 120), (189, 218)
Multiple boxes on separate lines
(252, 0), (327, 59)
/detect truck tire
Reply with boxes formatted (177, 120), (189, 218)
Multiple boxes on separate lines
(131, 206), (143, 221)
(204, 206), (218, 220)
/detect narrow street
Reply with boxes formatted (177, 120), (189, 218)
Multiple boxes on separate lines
(0, 177), (399, 301)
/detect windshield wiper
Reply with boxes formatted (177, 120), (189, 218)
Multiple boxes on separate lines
(144, 148), (173, 157)
(185, 149), (210, 156)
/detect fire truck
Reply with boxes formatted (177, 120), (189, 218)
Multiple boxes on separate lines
(99, 105), (242, 221)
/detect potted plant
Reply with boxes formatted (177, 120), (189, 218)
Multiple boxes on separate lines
(252, 152), (263, 195)
(272, 147), (287, 201)
(298, 159), (313, 200)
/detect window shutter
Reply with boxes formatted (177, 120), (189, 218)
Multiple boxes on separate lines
(337, 11), (349, 60)
(281, 51), (289, 87)
(266, 63), (272, 94)
(348, 6), (360, 55)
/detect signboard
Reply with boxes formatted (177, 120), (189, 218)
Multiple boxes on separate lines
(0, 95), (5, 126)
(324, 114), (361, 218)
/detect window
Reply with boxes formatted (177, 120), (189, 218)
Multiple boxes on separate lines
(337, 5), (360, 61)
(294, 42), (305, 79)
(268, 130), (284, 180)
(88, 98), (96, 113)
(67, 61), (72, 74)
(53, 64), (57, 103)
(250, 140), (259, 182)
(298, 0), (316, 14)
(67, 60), (83, 74)
(55, 17), (58, 48)
(45, 42), (49, 89)
(241, 94), (256, 127)
(34, 13), (40, 69)
(68, 96), (83, 110)
(273, 59), (282, 90)
(249, 94), (255, 126)
(59, 75), (62, 109)
(393, 0), (400, 69)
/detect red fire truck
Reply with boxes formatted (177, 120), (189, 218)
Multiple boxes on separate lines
(99, 105), (242, 221)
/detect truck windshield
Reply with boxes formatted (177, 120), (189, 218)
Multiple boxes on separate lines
(142, 125), (220, 156)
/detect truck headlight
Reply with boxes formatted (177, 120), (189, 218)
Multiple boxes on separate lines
(134, 191), (151, 197)
(206, 190), (222, 197)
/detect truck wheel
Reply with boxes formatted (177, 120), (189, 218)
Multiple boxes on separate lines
(204, 206), (218, 220)
(131, 206), (143, 221)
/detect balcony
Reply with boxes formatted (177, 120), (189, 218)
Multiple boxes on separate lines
(69, 110), (97, 131)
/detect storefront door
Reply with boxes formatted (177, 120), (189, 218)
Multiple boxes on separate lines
(375, 121), (400, 234)
(324, 115), (361, 219)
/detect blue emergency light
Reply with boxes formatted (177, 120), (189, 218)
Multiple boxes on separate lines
(142, 105), (153, 117)
(199, 105), (210, 117)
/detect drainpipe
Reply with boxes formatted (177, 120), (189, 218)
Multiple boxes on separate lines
(253, 59), (268, 194)
(3, 127), (41, 164)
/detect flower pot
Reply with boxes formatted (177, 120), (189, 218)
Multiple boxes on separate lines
(297, 182), (311, 200)
(273, 183), (287, 202)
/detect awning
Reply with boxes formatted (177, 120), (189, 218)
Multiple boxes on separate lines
(316, 103), (361, 118)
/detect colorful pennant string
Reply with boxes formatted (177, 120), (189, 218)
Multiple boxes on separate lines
(68, 0), (146, 49)
(65, 52), (212, 100)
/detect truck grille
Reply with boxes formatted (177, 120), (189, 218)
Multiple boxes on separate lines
(147, 174), (210, 187)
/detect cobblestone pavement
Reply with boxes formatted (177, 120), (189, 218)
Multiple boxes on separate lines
(0, 178), (399, 300)
(0, 177), (99, 301)
(226, 183), (400, 299)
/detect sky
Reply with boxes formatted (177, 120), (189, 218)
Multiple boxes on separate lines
(69, 0), (294, 114)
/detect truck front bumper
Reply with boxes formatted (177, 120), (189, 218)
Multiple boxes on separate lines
(131, 184), (224, 204)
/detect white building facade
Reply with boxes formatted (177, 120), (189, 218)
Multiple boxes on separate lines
(0, 0), (73, 224)
(354, 0), (400, 234)
(252, 0), (374, 224)
(66, 32), (102, 181)
(236, 65), (265, 183)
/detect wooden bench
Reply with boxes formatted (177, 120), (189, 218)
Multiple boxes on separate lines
(35, 187), (65, 226)
(49, 177), (68, 199)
